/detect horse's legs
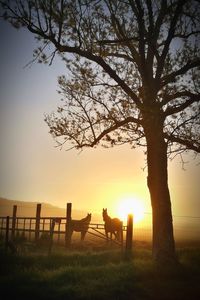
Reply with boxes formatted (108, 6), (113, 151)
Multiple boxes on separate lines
(116, 230), (120, 241)
(81, 231), (86, 241)
(113, 231), (117, 240)
(110, 232), (113, 240)
(109, 232), (113, 244)
(105, 230), (109, 243)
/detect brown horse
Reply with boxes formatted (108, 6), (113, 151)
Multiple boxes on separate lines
(102, 208), (122, 242)
(70, 213), (92, 241)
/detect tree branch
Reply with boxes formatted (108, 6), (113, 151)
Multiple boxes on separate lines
(73, 116), (142, 148)
(96, 37), (139, 45)
(18, 17), (142, 108)
(161, 59), (200, 87)
(156, 0), (187, 80)
(57, 48), (141, 108)
(163, 92), (200, 116)
(104, 52), (134, 62)
(164, 133), (200, 153)
(129, 0), (146, 72)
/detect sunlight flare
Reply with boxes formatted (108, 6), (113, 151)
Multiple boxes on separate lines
(116, 197), (145, 223)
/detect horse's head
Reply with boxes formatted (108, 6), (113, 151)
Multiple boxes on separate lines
(102, 208), (108, 221)
(87, 213), (92, 222)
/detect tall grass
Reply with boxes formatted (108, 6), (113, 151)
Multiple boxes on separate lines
(0, 242), (200, 300)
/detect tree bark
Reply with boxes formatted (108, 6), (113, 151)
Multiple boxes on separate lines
(143, 114), (177, 264)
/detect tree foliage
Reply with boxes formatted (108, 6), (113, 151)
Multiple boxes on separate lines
(1, 0), (199, 156)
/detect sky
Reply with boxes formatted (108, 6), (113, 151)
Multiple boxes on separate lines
(0, 21), (200, 224)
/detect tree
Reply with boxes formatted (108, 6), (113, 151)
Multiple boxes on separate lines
(1, 0), (200, 264)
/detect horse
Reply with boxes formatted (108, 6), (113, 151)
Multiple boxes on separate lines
(102, 208), (123, 242)
(70, 213), (92, 241)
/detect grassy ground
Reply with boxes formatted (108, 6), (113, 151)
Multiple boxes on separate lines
(0, 241), (200, 300)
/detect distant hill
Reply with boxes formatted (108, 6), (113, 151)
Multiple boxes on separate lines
(0, 197), (101, 222)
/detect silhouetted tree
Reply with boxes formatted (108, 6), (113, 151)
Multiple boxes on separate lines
(1, 0), (200, 264)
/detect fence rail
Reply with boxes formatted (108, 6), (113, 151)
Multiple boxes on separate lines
(0, 203), (133, 254)
(0, 217), (127, 240)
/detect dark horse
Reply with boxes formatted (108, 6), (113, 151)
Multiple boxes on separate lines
(70, 213), (92, 241)
(102, 208), (123, 242)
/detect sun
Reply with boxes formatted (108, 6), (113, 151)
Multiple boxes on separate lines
(116, 197), (145, 223)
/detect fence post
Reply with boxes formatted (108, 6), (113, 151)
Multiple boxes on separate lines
(121, 222), (124, 251)
(125, 214), (133, 258)
(48, 219), (55, 255)
(5, 216), (10, 251)
(65, 203), (72, 247)
(35, 203), (41, 242)
(11, 205), (17, 239)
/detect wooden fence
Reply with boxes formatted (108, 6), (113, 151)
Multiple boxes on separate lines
(0, 203), (133, 255)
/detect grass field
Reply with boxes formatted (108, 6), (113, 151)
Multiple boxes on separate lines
(0, 241), (200, 300)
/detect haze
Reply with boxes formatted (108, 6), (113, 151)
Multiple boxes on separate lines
(0, 22), (200, 223)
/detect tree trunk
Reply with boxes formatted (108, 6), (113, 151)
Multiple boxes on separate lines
(143, 115), (177, 264)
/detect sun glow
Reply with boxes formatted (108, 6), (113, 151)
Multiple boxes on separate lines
(116, 197), (145, 223)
